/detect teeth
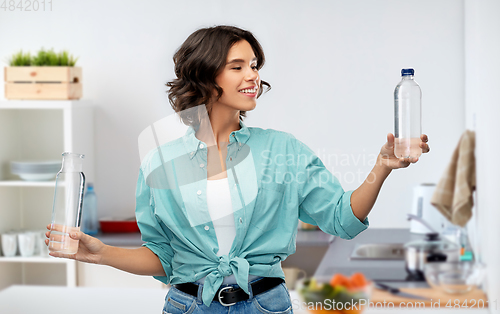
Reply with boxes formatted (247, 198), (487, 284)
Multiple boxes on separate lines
(239, 89), (257, 93)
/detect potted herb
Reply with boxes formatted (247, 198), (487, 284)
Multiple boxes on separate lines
(4, 48), (82, 100)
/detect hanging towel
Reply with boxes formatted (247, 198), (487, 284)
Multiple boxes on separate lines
(431, 130), (476, 227)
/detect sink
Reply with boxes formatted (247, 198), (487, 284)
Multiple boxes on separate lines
(350, 243), (406, 260)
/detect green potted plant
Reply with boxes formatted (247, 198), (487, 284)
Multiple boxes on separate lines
(4, 48), (82, 100)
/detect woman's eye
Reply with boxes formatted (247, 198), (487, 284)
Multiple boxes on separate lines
(230, 66), (258, 70)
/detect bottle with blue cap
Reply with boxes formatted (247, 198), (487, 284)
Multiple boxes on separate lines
(394, 68), (422, 159)
(82, 182), (99, 235)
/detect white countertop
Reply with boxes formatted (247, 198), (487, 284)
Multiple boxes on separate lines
(0, 285), (489, 314)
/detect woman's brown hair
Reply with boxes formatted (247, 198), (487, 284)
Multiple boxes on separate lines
(166, 25), (271, 126)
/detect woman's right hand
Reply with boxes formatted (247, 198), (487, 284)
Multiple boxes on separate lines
(45, 224), (107, 264)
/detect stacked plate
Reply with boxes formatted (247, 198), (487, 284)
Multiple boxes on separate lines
(10, 160), (61, 181)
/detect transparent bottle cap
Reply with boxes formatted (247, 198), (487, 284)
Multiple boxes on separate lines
(61, 152), (85, 172)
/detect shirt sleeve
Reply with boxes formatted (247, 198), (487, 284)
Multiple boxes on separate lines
(135, 168), (174, 285)
(295, 138), (369, 239)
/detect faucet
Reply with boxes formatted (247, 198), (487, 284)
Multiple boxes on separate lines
(406, 213), (438, 234)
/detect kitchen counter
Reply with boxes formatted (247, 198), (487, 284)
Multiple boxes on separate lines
(311, 228), (490, 313)
(0, 285), (488, 313)
(315, 228), (433, 288)
(95, 229), (332, 247)
(95, 232), (144, 247)
(295, 229), (335, 246)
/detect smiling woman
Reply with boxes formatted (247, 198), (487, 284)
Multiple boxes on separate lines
(165, 25), (271, 126)
(45, 24), (430, 314)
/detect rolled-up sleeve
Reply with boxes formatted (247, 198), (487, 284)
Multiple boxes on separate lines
(295, 139), (369, 239)
(135, 168), (174, 284)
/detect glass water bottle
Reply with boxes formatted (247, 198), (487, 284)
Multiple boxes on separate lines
(394, 68), (422, 159)
(48, 152), (85, 254)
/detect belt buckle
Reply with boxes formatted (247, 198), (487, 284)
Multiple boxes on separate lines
(218, 286), (236, 307)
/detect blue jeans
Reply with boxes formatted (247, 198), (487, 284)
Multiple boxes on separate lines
(163, 277), (293, 314)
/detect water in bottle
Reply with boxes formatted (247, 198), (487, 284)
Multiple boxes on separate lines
(82, 183), (99, 235)
(49, 152), (85, 254)
(394, 68), (422, 159)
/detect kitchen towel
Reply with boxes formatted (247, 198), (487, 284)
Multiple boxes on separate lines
(431, 130), (476, 227)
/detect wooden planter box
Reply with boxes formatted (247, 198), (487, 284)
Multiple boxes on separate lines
(4, 66), (82, 100)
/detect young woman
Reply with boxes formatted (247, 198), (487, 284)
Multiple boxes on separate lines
(46, 25), (430, 313)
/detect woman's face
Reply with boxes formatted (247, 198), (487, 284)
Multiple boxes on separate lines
(211, 40), (260, 113)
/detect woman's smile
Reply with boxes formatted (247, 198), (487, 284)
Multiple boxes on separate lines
(238, 86), (258, 97)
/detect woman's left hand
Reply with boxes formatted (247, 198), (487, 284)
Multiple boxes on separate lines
(378, 133), (430, 170)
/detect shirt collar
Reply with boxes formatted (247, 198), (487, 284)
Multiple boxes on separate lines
(183, 120), (251, 159)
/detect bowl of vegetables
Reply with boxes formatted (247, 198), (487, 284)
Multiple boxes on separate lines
(297, 273), (372, 314)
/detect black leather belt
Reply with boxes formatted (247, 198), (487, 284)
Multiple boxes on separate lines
(174, 277), (284, 306)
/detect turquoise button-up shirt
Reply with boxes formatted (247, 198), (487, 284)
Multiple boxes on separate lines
(135, 120), (369, 307)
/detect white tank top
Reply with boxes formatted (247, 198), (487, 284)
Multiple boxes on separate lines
(206, 177), (236, 257)
(195, 177), (259, 285)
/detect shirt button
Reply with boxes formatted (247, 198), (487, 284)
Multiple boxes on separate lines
(239, 217), (243, 224)
(197, 190), (202, 195)
(199, 144), (204, 149)
(229, 157), (233, 161)
(204, 226), (209, 231)
(239, 143), (242, 147)
(199, 164), (204, 168)
(190, 152), (194, 157)
(232, 134), (235, 137)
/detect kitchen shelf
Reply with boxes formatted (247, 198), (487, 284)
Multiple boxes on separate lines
(0, 256), (71, 264)
(0, 257), (77, 287)
(0, 100), (93, 289)
(0, 180), (58, 187)
(0, 100), (84, 110)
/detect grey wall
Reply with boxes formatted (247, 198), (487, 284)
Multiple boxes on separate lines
(0, 0), (465, 228)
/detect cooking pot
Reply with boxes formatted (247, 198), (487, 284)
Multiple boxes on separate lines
(404, 232), (460, 280)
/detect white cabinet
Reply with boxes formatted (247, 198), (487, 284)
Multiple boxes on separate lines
(0, 100), (94, 289)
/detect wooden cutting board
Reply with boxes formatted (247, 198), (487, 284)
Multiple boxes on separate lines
(371, 287), (489, 308)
